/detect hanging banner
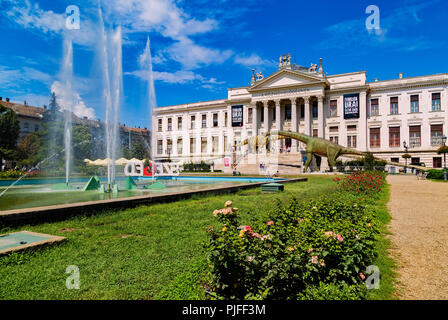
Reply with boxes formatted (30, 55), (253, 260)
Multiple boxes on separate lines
(231, 105), (244, 127)
(343, 93), (360, 119)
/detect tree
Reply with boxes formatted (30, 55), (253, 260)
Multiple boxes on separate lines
(0, 105), (20, 169)
(15, 133), (41, 166)
(130, 142), (149, 160)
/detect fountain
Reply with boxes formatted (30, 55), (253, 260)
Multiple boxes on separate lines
(96, 5), (122, 193)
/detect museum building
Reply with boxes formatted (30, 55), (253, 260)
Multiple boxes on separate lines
(152, 54), (448, 171)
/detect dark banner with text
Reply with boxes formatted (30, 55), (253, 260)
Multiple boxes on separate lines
(232, 105), (244, 127)
(343, 93), (360, 119)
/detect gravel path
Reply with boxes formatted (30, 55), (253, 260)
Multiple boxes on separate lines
(387, 175), (448, 300)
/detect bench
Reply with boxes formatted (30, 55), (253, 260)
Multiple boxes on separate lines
(417, 172), (429, 180)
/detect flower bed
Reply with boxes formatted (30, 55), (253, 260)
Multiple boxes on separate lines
(205, 172), (386, 299)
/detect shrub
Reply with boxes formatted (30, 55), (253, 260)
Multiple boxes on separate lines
(334, 172), (385, 196)
(205, 193), (380, 300)
(183, 161), (212, 172)
(426, 169), (445, 180)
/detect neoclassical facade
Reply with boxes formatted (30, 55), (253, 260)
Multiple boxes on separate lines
(152, 54), (448, 170)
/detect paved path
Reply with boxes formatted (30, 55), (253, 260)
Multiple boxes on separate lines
(387, 175), (448, 300)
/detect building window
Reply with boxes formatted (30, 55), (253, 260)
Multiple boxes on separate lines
(224, 112), (228, 126)
(158, 119), (162, 132)
(190, 138), (196, 154)
(202, 115), (207, 128)
(178, 117), (182, 130)
(273, 107), (276, 121)
(433, 157), (442, 168)
(285, 104), (291, 120)
(410, 95), (419, 113)
(347, 135), (357, 148)
(389, 127), (400, 147)
(248, 108), (253, 123)
(330, 100), (337, 117)
(201, 137), (207, 154)
(370, 99), (379, 116)
(23, 122), (29, 133)
(329, 126), (338, 133)
(313, 129), (318, 137)
(157, 140), (163, 155)
(347, 125), (357, 132)
(177, 138), (183, 155)
(411, 157), (420, 166)
(409, 126), (421, 148)
(212, 136), (218, 154)
(167, 118), (172, 131)
(300, 105), (305, 118)
(34, 125), (39, 132)
(191, 115), (196, 129)
(390, 97), (399, 115)
(312, 101), (318, 118)
(391, 158), (399, 163)
(431, 124), (443, 146)
(329, 136), (339, 144)
(370, 128), (381, 148)
(213, 113), (218, 127)
(167, 139), (172, 155)
(432, 93), (441, 111)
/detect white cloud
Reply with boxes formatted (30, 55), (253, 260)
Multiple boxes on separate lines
(107, 0), (218, 39)
(164, 37), (234, 70)
(234, 53), (274, 68)
(0, 65), (52, 89)
(125, 69), (225, 87)
(51, 81), (95, 119)
(3, 0), (96, 46)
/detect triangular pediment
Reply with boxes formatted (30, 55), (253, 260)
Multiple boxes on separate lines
(249, 69), (327, 91)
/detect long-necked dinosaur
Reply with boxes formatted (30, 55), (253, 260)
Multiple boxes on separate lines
(235, 130), (430, 172)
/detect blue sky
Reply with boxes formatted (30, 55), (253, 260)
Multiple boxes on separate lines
(1, 0), (447, 128)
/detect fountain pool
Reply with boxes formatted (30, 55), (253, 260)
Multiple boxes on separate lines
(0, 176), (283, 212)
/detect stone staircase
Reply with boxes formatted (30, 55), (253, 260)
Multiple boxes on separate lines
(215, 152), (304, 175)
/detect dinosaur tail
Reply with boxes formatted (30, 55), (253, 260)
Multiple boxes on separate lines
(267, 130), (310, 144)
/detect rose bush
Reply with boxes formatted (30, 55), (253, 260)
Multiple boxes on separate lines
(205, 185), (383, 299)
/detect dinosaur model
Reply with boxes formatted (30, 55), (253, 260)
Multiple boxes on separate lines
(235, 130), (430, 172)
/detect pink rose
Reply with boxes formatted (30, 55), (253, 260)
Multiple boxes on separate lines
(311, 256), (318, 264)
(336, 234), (344, 242)
(360, 273), (366, 280)
(225, 200), (232, 207)
(266, 221), (274, 226)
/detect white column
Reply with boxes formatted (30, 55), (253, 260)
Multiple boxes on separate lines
(275, 99), (282, 150)
(227, 105), (234, 153)
(173, 136), (178, 156)
(291, 99), (298, 151)
(318, 96), (324, 138)
(304, 97), (311, 136)
(263, 101), (269, 132)
(359, 91), (367, 151)
(252, 103), (258, 137)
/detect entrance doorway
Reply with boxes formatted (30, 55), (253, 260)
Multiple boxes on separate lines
(285, 138), (292, 152)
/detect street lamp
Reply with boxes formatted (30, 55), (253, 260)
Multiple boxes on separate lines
(442, 135), (447, 181)
(403, 140), (408, 174)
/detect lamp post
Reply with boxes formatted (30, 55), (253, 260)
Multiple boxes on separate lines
(403, 141), (408, 174)
(442, 135), (447, 182)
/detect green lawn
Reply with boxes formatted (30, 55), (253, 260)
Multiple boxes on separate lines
(0, 175), (395, 300)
